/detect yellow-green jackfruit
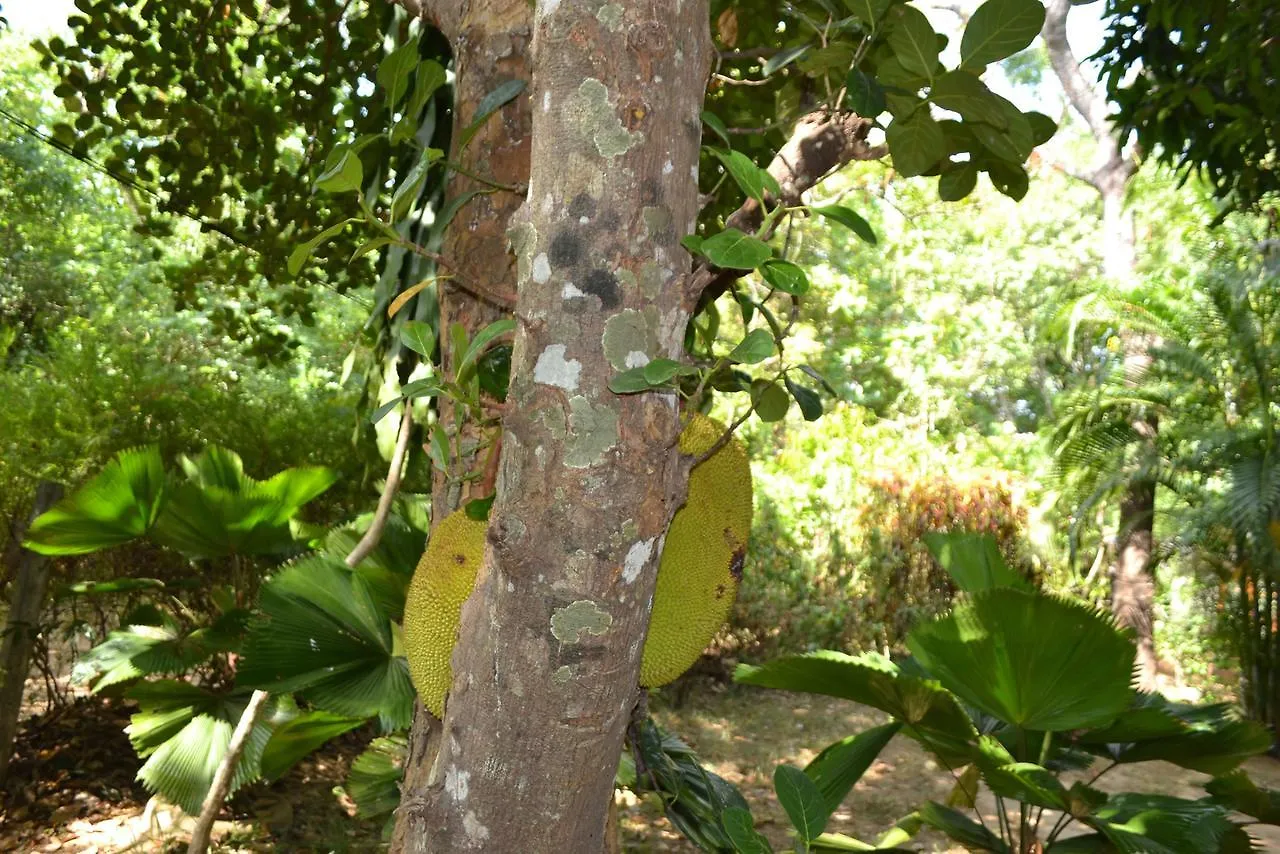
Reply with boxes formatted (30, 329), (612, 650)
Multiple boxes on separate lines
(639, 414), (752, 686)
(401, 510), (487, 717)
(401, 414), (752, 712)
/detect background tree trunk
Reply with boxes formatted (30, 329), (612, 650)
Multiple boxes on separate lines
(389, 1), (533, 849)
(0, 481), (63, 783)
(1043, 0), (1158, 689)
(395, 0), (712, 849)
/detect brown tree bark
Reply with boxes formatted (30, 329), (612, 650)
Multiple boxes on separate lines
(1043, 0), (1159, 689)
(393, 0), (712, 849)
(0, 482), (63, 783)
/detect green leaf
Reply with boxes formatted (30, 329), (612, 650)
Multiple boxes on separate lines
(1205, 770), (1280, 824)
(400, 320), (435, 358)
(907, 588), (1135, 731)
(643, 358), (689, 385)
(722, 807), (773, 853)
(702, 228), (773, 270)
(763, 45), (809, 77)
(390, 157), (431, 223)
(288, 220), (355, 276)
(464, 495), (496, 522)
(730, 329), (775, 364)
(401, 378), (443, 401)
(736, 651), (978, 766)
(886, 4), (939, 82)
(1081, 794), (1240, 854)
(435, 188), (485, 231)
(760, 260), (810, 296)
(681, 233), (705, 256)
(753, 380), (791, 422)
(785, 376), (824, 422)
(457, 318), (515, 380)
(347, 735), (407, 819)
(917, 802), (1010, 853)
(369, 399), (401, 426)
(986, 160), (1029, 200)
(391, 59), (448, 144)
(922, 532), (1031, 593)
(1025, 111), (1058, 146)
(775, 764), (831, 843)
(805, 723), (901, 813)
(929, 70), (1009, 127)
(351, 237), (395, 263)
(710, 148), (781, 204)
(375, 38), (420, 111)
(237, 553), (415, 729)
(842, 0), (894, 30)
(886, 111), (946, 177)
(845, 69), (887, 117)
(25, 446), (165, 555)
(812, 204), (876, 244)
(259, 711), (365, 782)
(458, 79), (526, 150)
(702, 111), (731, 146)
(609, 367), (655, 394)
(938, 164), (978, 201)
(961, 0), (1046, 69)
(315, 149), (364, 195)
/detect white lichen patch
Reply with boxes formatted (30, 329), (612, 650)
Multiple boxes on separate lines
(463, 811), (490, 844)
(533, 344), (581, 391)
(543, 90), (551, 112)
(663, 159), (674, 175)
(550, 599), (613, 644)
(537, 0), (560, 19)
(562, 281), (585, 299)
(562, 78), (643, 159)
(623, 537), (656, 584)
(624, 350), (649, 368)
(532, 252), (552, 284)
(445, 766), (471, 802)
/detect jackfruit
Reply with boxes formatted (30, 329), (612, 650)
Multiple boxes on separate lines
(639, 413), (752, 686)
(401, 414), (753, 712)
(402, 509), (488, 717)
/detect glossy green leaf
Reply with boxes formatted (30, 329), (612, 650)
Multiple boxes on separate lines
(753, 380), (791, 422)
(1205, 770), (1280, 824)
(347, 734), (408, 819)
(785, 376), (824, 421)
(702, 228), (773, 270)
(775, 764), (831, 843)
(1025, 111), (1058, 147)
(763, 45), (809, 77)
(390, 157), (431, 222)
(375, 38), (420, 111)
(929, 71), (1009, 127)
(722, 807), (773, 853)
(701, 110), (730, 145)
(805, 723), (901, 813)
(845, 69), (887, 117)
(886, 4), (939, 81)
(760, 259), (810, 295)
(730, 329), (775, 364)
(457, 318), (515, 379)
(259, 711), (365, 782)
(938, 163), (978, 201)
(288, 220), (355, 276)
(960, 0), (1046, 69)
(397, 321), (433, 359)
(812, 204), (876, 244)
(710, 148), (781, 204)
(917, 802), (1009, 853)
(842, 0), (894, 30)
(458, 79), (526, 149)
(25, 446), (165, 555)
(315, 149), (364, 195)
(886, 111), (946, 177)
(922, 531), (1031, 593)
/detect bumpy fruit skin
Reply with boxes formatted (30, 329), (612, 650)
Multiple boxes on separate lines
(402, 510), (488, 717)
(639, 414), (753, 687)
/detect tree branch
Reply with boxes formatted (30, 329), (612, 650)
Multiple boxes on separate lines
(345, 405), (414, 569)
(687, 109), (886, 308)
(1041, 0), (1112, 143)
(187, 689), (272, 853)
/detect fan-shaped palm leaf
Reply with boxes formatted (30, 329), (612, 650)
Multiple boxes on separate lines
(23, 446), (165, 555)
(347, 734), (408, 820)
(907, 589), (1135, 732)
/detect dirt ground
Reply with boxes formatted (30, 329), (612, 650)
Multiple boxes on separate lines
(2, 683), (1278, 852)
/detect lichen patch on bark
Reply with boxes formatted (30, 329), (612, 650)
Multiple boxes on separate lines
(550, 600), (613, 644)
(563, 79), (643, 159)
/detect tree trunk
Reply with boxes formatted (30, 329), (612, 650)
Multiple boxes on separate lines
(0, 481), (63, 783)
(389, 1), (533, 849)
(394, 0), (711, 849)
(1044, 0), (1159, 689)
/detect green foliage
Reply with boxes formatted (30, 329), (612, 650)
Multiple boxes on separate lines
(1095, 0), (1280, 209)
(723, 533), (1280, 853)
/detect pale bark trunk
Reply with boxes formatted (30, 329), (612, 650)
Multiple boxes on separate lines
(0, 481), (63, 783)
(395, 0), (711, 850)
(1044, 0), (1157, 689)
(389, 1), (533, 849)
(187, 688), (271, 853)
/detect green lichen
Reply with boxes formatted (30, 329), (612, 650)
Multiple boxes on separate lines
(602, 308), (660, 371)
(550, 599), (612, 644)
(565, 395), (619, 468)
(563, 78), (642, 159)
(507, 221), (538, 282)
(553, 665), (574, 684)
(596, 3), (624, 31)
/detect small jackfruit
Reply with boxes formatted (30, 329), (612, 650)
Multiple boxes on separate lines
(639, 413), (752, 687)
(401, 414), (753, 712)
(402, 510), (488, 717)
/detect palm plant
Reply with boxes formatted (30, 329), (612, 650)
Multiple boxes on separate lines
(724, 532), (1280, 853)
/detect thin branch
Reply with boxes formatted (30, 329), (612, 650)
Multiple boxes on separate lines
(345, 405), (415, 569)
(1041, 0), (1113, 144)
(187, 689), (272, 853)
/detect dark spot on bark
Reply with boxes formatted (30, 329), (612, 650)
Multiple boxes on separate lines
(624, 99), (649, 133)
(583, 269), (621, 309)
(729, 547), (746, 583)
(597, 210), (621, 234)
(568, 193), (596, 220)
(549, 232), (582, 268)
(640, 179), (662, 205)
(627, 21), (670, 56)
